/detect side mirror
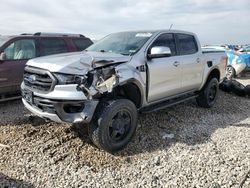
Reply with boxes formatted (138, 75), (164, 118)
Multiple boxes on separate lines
(0, 52), (6, 62)
(148, 46), (171, 59)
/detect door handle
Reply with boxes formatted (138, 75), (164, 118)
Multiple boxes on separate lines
(196, 58), (201, 63)
(173, 61), (180, 67)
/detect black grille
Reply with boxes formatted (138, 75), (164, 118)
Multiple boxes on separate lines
(23, 66), (56, 92)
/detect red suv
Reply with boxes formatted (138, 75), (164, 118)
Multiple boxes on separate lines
(0, 32), (93, 98)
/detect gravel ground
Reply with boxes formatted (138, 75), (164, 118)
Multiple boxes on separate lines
(0, 77), (249, 188)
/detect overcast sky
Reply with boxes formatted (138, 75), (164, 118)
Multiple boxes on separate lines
(0, 0), (249, 45)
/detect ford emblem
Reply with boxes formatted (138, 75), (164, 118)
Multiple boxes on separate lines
(28, 75), (36, 83)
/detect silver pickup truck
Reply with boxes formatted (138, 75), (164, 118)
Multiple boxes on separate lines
(21, 30), (227, 152)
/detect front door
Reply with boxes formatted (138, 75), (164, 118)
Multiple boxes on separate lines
(0, 39), (36, 92)
(146, 33), (182, 103)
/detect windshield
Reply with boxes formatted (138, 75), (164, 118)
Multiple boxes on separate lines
(0, 36), (9, 47)
(87, 31), (153, 55)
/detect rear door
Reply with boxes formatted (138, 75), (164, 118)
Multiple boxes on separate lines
(175, 33), (204, 91)
(146, 33), (182, 102)
(37, 38), (68, 57)
(0, 38), (36, 90)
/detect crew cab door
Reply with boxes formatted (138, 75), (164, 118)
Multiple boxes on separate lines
(0, 39), (37, 91)
(175, 33), (204, 91)
(146, 33), (182, 103)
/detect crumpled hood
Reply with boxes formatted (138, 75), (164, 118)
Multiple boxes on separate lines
(26, 51), (132, 75)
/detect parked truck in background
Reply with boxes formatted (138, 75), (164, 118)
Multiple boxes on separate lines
(21, 30), (227, 152)
(0, 33), (93, 100)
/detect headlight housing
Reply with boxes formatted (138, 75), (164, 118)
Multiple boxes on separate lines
(53, 73), (86, 85)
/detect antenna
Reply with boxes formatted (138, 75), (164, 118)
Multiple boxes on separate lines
(169, 24), (173, 30)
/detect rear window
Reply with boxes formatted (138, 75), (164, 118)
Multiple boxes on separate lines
(39, 38), (68, 56)
(73, 38), (93, 51)
(176, 34), (198, 55)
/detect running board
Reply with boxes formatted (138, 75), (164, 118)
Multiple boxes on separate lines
(140, 94), (198, 113)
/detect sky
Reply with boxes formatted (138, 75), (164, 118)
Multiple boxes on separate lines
(0, 0), (249, 45)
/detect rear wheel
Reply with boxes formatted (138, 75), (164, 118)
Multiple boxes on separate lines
(88, 99), (138, 153)
(196, 78), (219, 108)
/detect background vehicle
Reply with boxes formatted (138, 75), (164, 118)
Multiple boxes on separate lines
(226, 46), (250, 78)
(21, 30), (227, 152)
(0, 32), (93, 98)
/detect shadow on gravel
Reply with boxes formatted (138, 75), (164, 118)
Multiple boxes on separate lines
(5, 91), (247, 157)
(69, 122), (92, 144)
(117, 90), (250, 156)
(0, 173), (34, 188)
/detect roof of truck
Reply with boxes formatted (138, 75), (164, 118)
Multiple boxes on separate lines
(116, 29), (193, 32)
(113, 29), (196, 36)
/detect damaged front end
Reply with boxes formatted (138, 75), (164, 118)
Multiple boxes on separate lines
(22, 51), (141, 124)
(76, 65), (119, 100)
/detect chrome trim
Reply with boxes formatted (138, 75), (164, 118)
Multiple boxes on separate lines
(23, 66), (57, 93)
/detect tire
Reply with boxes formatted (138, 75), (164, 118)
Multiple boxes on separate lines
(88, 99), (138, 153)
(219, 78), (232, 92)
(226, 66), (236, 79)
(229, 80), (246, 97)
(245, 85), (250, 96)
(196, 77), (219, 108)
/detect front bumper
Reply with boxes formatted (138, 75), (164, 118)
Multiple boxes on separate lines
(22, 97), (98, 123)
(21, 83), (99, 123)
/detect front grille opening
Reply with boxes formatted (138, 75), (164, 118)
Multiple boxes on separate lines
(33, 97), (56, 114)
(38, 105), (56, 114)
(63, 103), (85, 113)
(23, 67), (55, 92)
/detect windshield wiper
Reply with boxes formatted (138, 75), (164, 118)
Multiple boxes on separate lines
(98, 50), (130, 56)
(120, 53), (130, 56)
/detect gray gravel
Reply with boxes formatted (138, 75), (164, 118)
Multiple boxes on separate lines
(0, 78), (249, 188)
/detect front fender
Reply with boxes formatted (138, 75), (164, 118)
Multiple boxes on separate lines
(115, 64), (147, 106)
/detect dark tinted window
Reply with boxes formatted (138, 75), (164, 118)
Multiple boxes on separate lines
(176, 34), (198, 55)
(150, 33), (176, 56)
(73, 38), (93, 51)
(39, 38), (68, 56)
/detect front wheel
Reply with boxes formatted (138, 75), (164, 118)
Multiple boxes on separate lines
(88, 99), (138, 153)
(196, 78), (219, 108)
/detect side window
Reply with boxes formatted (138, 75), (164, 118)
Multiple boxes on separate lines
(150, 33), (176, 56)
(73, 38), (93, 51)
(176, 34), (198, 55)
(39, 38), (68, 56)
(4, 39), (36, 60)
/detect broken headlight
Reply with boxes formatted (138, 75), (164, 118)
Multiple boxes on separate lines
(54, 73), (86, 85)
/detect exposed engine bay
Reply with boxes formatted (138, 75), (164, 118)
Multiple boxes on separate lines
(76, 65), (119, 100)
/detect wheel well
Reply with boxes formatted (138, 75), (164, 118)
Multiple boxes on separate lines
(113, 83), (142, 108)
(207, 69), (220, 81)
